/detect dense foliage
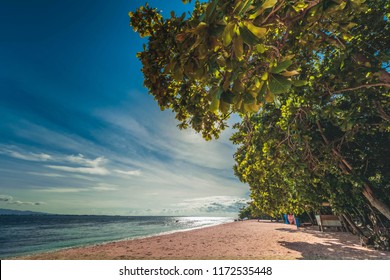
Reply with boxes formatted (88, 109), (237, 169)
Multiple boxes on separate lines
(130, 0), (390, 249)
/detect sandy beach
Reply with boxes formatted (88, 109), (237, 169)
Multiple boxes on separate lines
(18, 220), (390, 260)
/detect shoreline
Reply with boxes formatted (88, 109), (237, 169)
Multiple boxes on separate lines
(6, 218), (234, 260)
(13, 220), (390, 260)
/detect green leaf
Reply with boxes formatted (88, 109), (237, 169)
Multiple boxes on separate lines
(350, 0), (366, 4)
(257, 82), (267, 102)
(264, 90), (274, 102)
(244, 102), (261, 113)
(270, 60), (293, 74)
(221, 90), (235, 104)
(173, 64), (183, 80)
(261, 0), (278, 10)
(280, 70), (299, 77)
(209, 99), (220, 113)
(232, 79), (245, 94)
(222, 72), (232, 91)
(222, 22), (235, 46)
(243, 21), (267, 39)
(268, 74), (292, 94)
(292, 80), (307, 87)
(256, 44), (267, 53)
(293, 1), (308, 12)
(243, 92), (255, 104)
(248, 0), (277, 19)
(239, 25), (261, 45)
(205, 0), (219, 19)
(233, 34), (244, 59)
(219, 100), (230, 114)
(238, 0), (254, 16)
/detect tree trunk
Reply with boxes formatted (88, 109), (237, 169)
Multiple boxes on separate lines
(316, 120), (390, 221)
(362, 183), (390, 221)
(341, 213), (365, 236)
(305, 210), (315, 225)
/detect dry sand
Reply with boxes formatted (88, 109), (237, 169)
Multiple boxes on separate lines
(18, 220), (390, 260)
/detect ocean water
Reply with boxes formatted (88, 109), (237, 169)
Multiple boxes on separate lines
(0, 215), (232, 259)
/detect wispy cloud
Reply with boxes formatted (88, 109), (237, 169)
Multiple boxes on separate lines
(8, 200), (46, 206)
(46, 154), (110, 175)
(28, 172), (65, 178)
(0, 111), (247, 215)
(114, 169), (141, 176)
(46, 164), (109, 175)
(175, 196), (249, 213)
(0, 195), (13, 202)
(96, 109), (237, 171)
(65, 154), (105, 166)
(35, 188), (88, 193)
(91, 183), (118, 191)
(35, 183), (118, 193)
(0, 194), (45, 206)
(0, 146), (51, 162)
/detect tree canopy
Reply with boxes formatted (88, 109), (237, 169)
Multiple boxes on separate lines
(130, 0), (390, 249)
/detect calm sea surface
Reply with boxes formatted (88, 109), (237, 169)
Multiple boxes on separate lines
(0, 215), (232, 259)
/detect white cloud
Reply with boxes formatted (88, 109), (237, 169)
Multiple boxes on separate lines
(70, 174), (97, 181)
(0, 109), (248, 215)
(8, 200), (46, 206)
(175, 196), (249, 213)
(96, 113), (149, 139)
(114, 169), (141, 176)
(0, 195), (13, 202)
(46, 155), (110, 175)
(35, 188), (88, 193)
(34, 183), (117, 193)
(91, 183), (118, 191)
(65, 154), (106, 167)
(28, 172), (97, 182)
(96, 109), (237, 171)
(10, 121), (98, 156)
(0, 194), (45, 206)
(28, 172), (65, 178)
(0, 146), (52, 162)
(33, 201), (46, 205)
(46, 164), (109, 175)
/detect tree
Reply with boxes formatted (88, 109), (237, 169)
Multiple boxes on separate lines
(238, 204), (252, 219)
(130, 0), (390, 249)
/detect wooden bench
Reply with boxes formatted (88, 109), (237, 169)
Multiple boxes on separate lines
(315, 215), (345, 232)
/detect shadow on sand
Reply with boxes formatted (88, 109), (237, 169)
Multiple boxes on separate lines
(274, 226), (390, 259)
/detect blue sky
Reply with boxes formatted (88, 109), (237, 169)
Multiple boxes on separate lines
(0, 0), (248, 216)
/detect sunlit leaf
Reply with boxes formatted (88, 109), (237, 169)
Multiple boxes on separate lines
(222, 22), (235, 46)
(293, 1), (308, 12)
(264, 90), (274, 102)
(292, 80), (307, 87)
(262, 0), (278, 9)
(280, 70), (299, 77)
(256, 44), (267, 53)
(240, 25), (261, 45)
(243, 21), (267, 39)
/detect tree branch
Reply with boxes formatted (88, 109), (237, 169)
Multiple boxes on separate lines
(374, 101), (390, 122)
(284, 0), (322, 25)
(332, 83), (390, 94)
(261, 0), (285, 25)
(315, 120), (353, 172)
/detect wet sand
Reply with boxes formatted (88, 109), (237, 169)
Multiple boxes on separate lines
(18, 220), (390, 260)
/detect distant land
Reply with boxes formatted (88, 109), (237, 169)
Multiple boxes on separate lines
(0, 208), (51, 215)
